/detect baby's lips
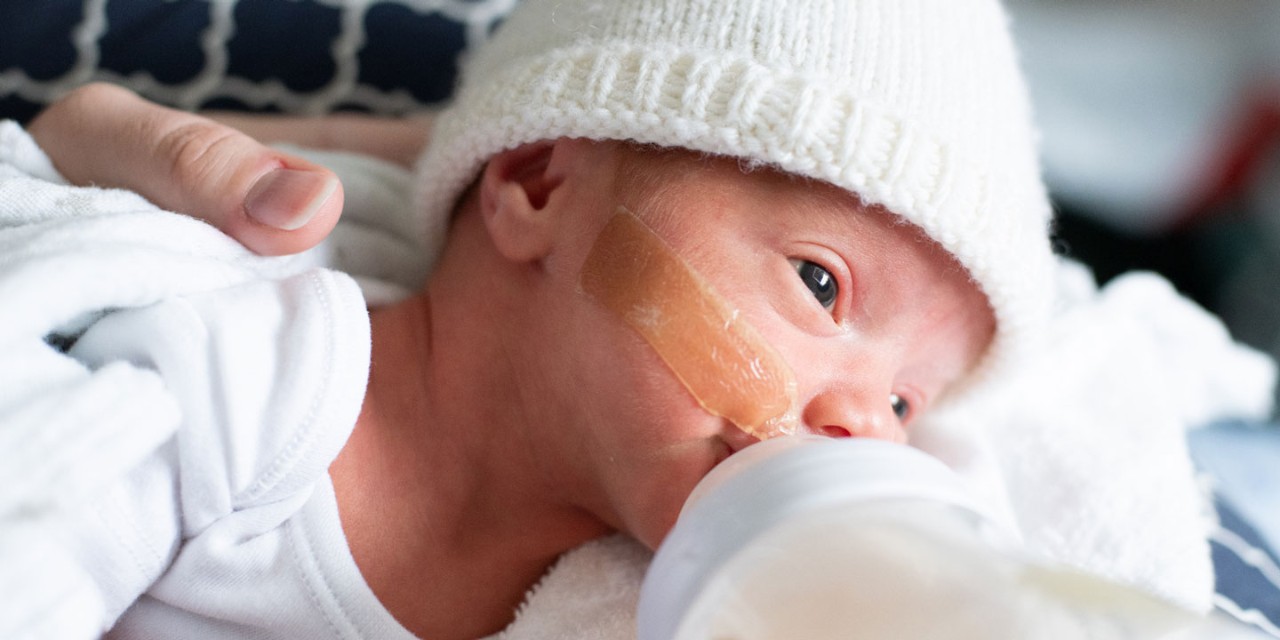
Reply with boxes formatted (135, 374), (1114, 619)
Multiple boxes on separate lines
(581, 207), (799, 439)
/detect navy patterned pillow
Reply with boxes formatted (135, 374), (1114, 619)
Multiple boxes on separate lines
(1211, 494), (1280, 638)
(0, 0), (516, 121)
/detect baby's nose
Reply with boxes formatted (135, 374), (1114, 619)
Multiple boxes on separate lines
(800, 390), (905, 443)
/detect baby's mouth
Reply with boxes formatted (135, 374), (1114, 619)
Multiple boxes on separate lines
(719, 422), (762, 459)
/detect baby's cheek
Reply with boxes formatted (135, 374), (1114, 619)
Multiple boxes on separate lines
(580, 207), (799, 438)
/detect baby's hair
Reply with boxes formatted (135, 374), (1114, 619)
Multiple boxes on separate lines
(610, 141), (694, 234)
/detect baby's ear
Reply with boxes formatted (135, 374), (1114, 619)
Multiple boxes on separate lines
(479, 140), (567, 263)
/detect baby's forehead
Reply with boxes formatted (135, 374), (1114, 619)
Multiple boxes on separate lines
(612, 144), (906, 236)
(612, 143), (861, 211)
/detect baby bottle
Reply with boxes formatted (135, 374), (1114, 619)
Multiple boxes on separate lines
(636, 436), (1201, 640)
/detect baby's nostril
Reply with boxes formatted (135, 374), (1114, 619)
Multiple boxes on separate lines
(816, 425), (853, 439)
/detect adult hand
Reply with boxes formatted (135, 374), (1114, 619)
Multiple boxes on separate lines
(28, 83), (346, 256)
(208, 110), (432, 170)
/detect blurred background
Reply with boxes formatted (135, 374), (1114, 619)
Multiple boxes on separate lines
(2, 0), (1278, 408)
(1006, 0), (1280, 411)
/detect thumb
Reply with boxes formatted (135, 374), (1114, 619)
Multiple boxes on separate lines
(28, 83), (342, 256)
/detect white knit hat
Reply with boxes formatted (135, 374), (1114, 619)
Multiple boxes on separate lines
(416, 0), (1056, 377)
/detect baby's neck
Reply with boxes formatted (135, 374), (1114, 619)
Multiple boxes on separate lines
(329, 290), (610, 638)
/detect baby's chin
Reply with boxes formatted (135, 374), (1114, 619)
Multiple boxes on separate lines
(631, 512), (680, 552)
(622, 478), (702, 552)
(609, 431), (743, 549)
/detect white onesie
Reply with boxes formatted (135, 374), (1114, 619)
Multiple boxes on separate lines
(0, 121), (431, 638)
(63, 268), (422, 638)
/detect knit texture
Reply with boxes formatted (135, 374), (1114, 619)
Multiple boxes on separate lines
(416, 0), (1056, 375)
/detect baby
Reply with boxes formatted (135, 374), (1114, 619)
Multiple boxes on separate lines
(8, 0), (1055, 638)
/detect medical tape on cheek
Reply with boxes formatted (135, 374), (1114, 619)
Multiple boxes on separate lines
(580, 207), (799, 439)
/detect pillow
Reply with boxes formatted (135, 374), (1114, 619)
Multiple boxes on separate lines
(0, 0), (518, 121)
(1192, 422), (1280, 638)
(1210, 494), (1280, 638)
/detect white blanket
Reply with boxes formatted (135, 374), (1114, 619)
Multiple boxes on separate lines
(913, 262), (1276, 611)
(0, 120), (1274, 639)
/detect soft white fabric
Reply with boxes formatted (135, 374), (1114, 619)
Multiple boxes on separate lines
(0, 120), (245, 639)
(71, 272), (392, 639)
(489, 535), (651, 640)
(416, 0), (1057, 380)
(912, 261), (1277, 613)
(0, 121), (421, 639)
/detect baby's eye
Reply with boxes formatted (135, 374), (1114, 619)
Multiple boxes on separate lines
(790, 259), (837, 311)
(890, 393), (910, 422)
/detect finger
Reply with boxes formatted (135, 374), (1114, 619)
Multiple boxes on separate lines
(27, 83), (343, 256)
(208, 111), (434, 168)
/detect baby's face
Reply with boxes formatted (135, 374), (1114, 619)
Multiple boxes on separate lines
(526, 142), (995, 549)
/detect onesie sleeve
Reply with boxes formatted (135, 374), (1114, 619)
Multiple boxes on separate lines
(0, 120), (372, 633)
(60, 269), (371, 627)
